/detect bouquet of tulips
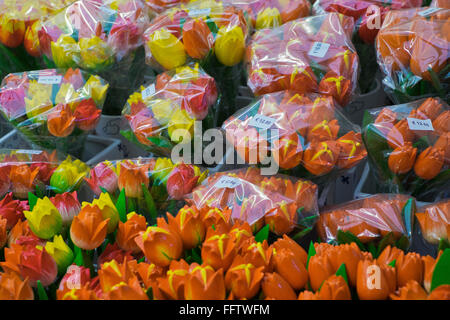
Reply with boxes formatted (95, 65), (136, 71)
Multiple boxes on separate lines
(84, 157), (208, 219)
(223, 91), (367, 185)
(416, 199), (449, 246)
(122, 64), (219, 156)
(37, 0), (150, 114)
(0, 149), (89, 200)
(186, 167), (319, 237)
(431, 0), (450, 8)
(246, 13), (359, 106)
(362, 97), (449, 201)
(318, 194), (416, 251)
(0, 68), (108, 157)
(376, 7), (449, 103)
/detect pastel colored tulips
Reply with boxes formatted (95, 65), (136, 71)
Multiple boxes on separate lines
(84, 161), (119, 196)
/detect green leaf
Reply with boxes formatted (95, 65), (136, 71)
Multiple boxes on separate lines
(400, 198), (415, 240)
(205, 16), (219, 36)
(306, 241), (316, 269)
(438, 239), (450, 252)
(147, 136), (174, 150)
(142, 183), (157, 221)
(388, 259), (396, 268)
(191, 247), (202, 265)
(395, 235), (410, 252)
(336, 230), (366, 252)
(28, 192), (38, 211)
(128, 197), (136, 214)
(73, 245), (84, 267)
(37, 280), (48, 300)
(377, 232), (396, 258)
(292, 227), (313, 241)
(255, 225), (269, 243)
(362, 110), (374, 129)
(430, 249), (450, 292)
(335, 263), (349, 285)
(116, 189), (127, 223)
(368, 243), (377, 258)
(138, 257), (146, 263)
(146, 287), (153, 300)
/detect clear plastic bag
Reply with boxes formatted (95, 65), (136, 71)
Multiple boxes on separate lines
(416, 199), (449, 245)
(362, 97), (449, 201)
(317, 193), (416, 248)
(222, 91), (367, 179)
(121, 63), (219, 156)
(376, 7), (449, 103)
(0, 148), (89, 199)
(186, 167), (319, 236)
(246, 12), (359, 106)
(431, 0), (450, 9)
(0, 68), (108, 157)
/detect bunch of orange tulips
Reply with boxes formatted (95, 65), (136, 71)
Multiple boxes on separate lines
(246, 13), (359, 106)
(416, 199), (450, 245)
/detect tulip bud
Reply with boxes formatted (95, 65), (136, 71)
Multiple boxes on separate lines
(0, 16), (25, 48)
(272, 246), (308, 291)
(272, 133), (303, 170)
(390, 280), (428, 300)
(0, 271), (34, 300)
(24, 197), (62, 240)
(85, 161), (118, 196)
(388, 142), (417, 174)
(153, 259), (190, 300)
(273, 234), (308, 266)
(168, 206), (205, 250)
(307, 119), (340, 143)
(229, 221), (253, 250)
(308, 254), (334, 292)
(118, 160), (150, 198)
(303, 141), (340, 176)
(182, 18), (214, 59)
(428, 285), (450, 300)
(151, 157), (174, 185)
(434, 132), (450, 165)
(317, 275), (352, 300)
(298, 290), (319, 300)
(148, 28), (186, 70)
(336, 131), (367, 169)
(0, 192), (28, 229)
(19, 245), (58, 287)
(215, 26), (245, 66)
(201, 233), (237, 271)
(47, 103), (76, 137)
(433, 110), (450, 134)
(73, 99), (101, 131)
(201, 207), (233, 234)
(356, 259), (396, 300)
(414, 147), (444, 180)
(45, 235), (74, 274)
(90, 193), (120, 234)
(50, 191), (81, 226)
(70, 204), (109, 250)
(240, 240), (273, 272)
(168, 108), (195, 143)
(9, 164), (39, 199)
(185, 264), (226, 300)
(50, 35), (79, 68)
(255, 7), (282, 30)
(166, 164), (200, 200)
(225, 257), (265, 299)
(262, 272), (297, 300)
(265, 201), (298, 235)
(83, 75), (109, 106)
(116, 212), (147, 253)
(387, 119), (415, 150)
(50, 156), (89, 194)
(79, 36), (114, 71)
(23, 21), (41, 57)
(319, 72), (352, 106)
(417, 98), (443, 120)
(0, 217), (6, 249)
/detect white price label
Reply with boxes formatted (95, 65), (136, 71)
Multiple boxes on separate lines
(189, 8), (211, 17)
(141, 84), (155, 99)
(407, 117), (434, 131)
(214, 176), (241, 189)
(15, 150), (42, 154)
(419, 7), (440, 17)
(249, 114), (277, 130)
(38, 75), (62, 85)
(308, 42), (330, 58)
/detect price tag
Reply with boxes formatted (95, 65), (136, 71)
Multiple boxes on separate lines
(15, 150), (42, 154)
(214, 176), (241, 189)
(38, 75), (62, 85)
(407, 117), (434, 131)
(249, 114), (277, 130)
(141, 84), (155, 100)
(418, 7), (440, 17)
(189, 8), (211, 17)
(308, 42), (330, 58)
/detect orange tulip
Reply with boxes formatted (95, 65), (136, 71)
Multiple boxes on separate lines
(153, 260), (189, 300)
(279, 0), (310, 23)
(106, 276), (149, 300)
(98, 259), (135, 293)
(73, 99), (101, 131)
(117, 160), (150, 198)
(390, 280), (428, 300)
(229, 221), (253, 250)
(272, 133), (303, 170)
(377, 27), (410, 71)
(327, 243), (369, 287)
(318, 72), (352, 106)
(58, 284), (98, 300)
(375, 108), (398, 125)
(417, 98), (443, 120)
(0, 216), (6, 249)
(225, 256), (265, 300)
(0, 16), (25, 48)
(302, 141), (340, 176)
(336, 131), (367, 169)
(185, 264), (226, 300)
(23, 21), (41, 57)
(387, 119), (415, 149)
(273, 247), (308, 291)
(201, 233), (236, 271)
(356, 259), (396, 300)
(273, 234), (308, 266)
(410, 32), (447, 82)
(182, 18), (214, 60)
(47, 104), (76, 137)
(289, 66), (318, 94)
(434, 132), (450, 165)
(7, 220), (36, 247)
(423, 251), (443, 292)
(298, 290), (319, 300)
(9, 164), (39, 199)
(377, 245), (424, 287)
(308, 253), (334, 292)
(262, 272), (297, 300)
(388, 142), (417, 174)
(265, 201), (298, 235)
(306, 96), (336, 126)
(415, 200), (450, 244)
(201, 206), (232, 234)
(428, 285), (450, 300)
(307, 119), (340, 143)
(17, 245), (58, 288)
(317, 275), (351, 300)
(240, 240), (273, 272)
(126, 113), (161, 147)
(133, 262), (164, 291)
(433, 110), (450, 134)
(70, 204), (109, 250)
(0, 271), (34, 300)
(167, 206), (205, 250)
(414, 147), (444, 180)
(135, 217), (183, 267)
(116, 213), (147, 254)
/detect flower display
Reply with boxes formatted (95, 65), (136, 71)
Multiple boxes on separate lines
(376, 7), (449, 103)
(186, 167), (318, 236)
(416, 199), (449, 245)
(246, 13), (359, 106)
(363, 97), (449, 200)
(0, 69), (108, 157)
(223, 91), (367, 178)
(122, 64), (218, 156)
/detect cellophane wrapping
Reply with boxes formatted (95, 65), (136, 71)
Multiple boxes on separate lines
(362, 97), (449, 201)
(431, 0), (450, 9)
(222, 91), (367, 185)
(0, 148), (89, 199)
(318, 193), (416, 249)
(246, 12), (359, 106)
(186, 167), (319, 237)
(122, 63), (219, 157)
(376, 7), (449, 103)
(84, 157), (208, 219)
(0, 68), (109, 157)
(415, 199), (449, 245)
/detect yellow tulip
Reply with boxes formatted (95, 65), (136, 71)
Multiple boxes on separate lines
(148, 28), (186, 70)
(215, 25), (245, 66)
(89, 193), (119, 234)
(152, 157), (174, 185)
(168, 108), (195, 143)
(50, 156), (89, 194)
(45, 235), (74, 274)
(55, 83), (80, 110)
(255, 7), (282, 30)
(150, 99), (175, 126)
(82, 75), (109, 106)
(79, 36), (114, 71)
(24, 197), (62, 239)
(51, 35), (79, 68)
